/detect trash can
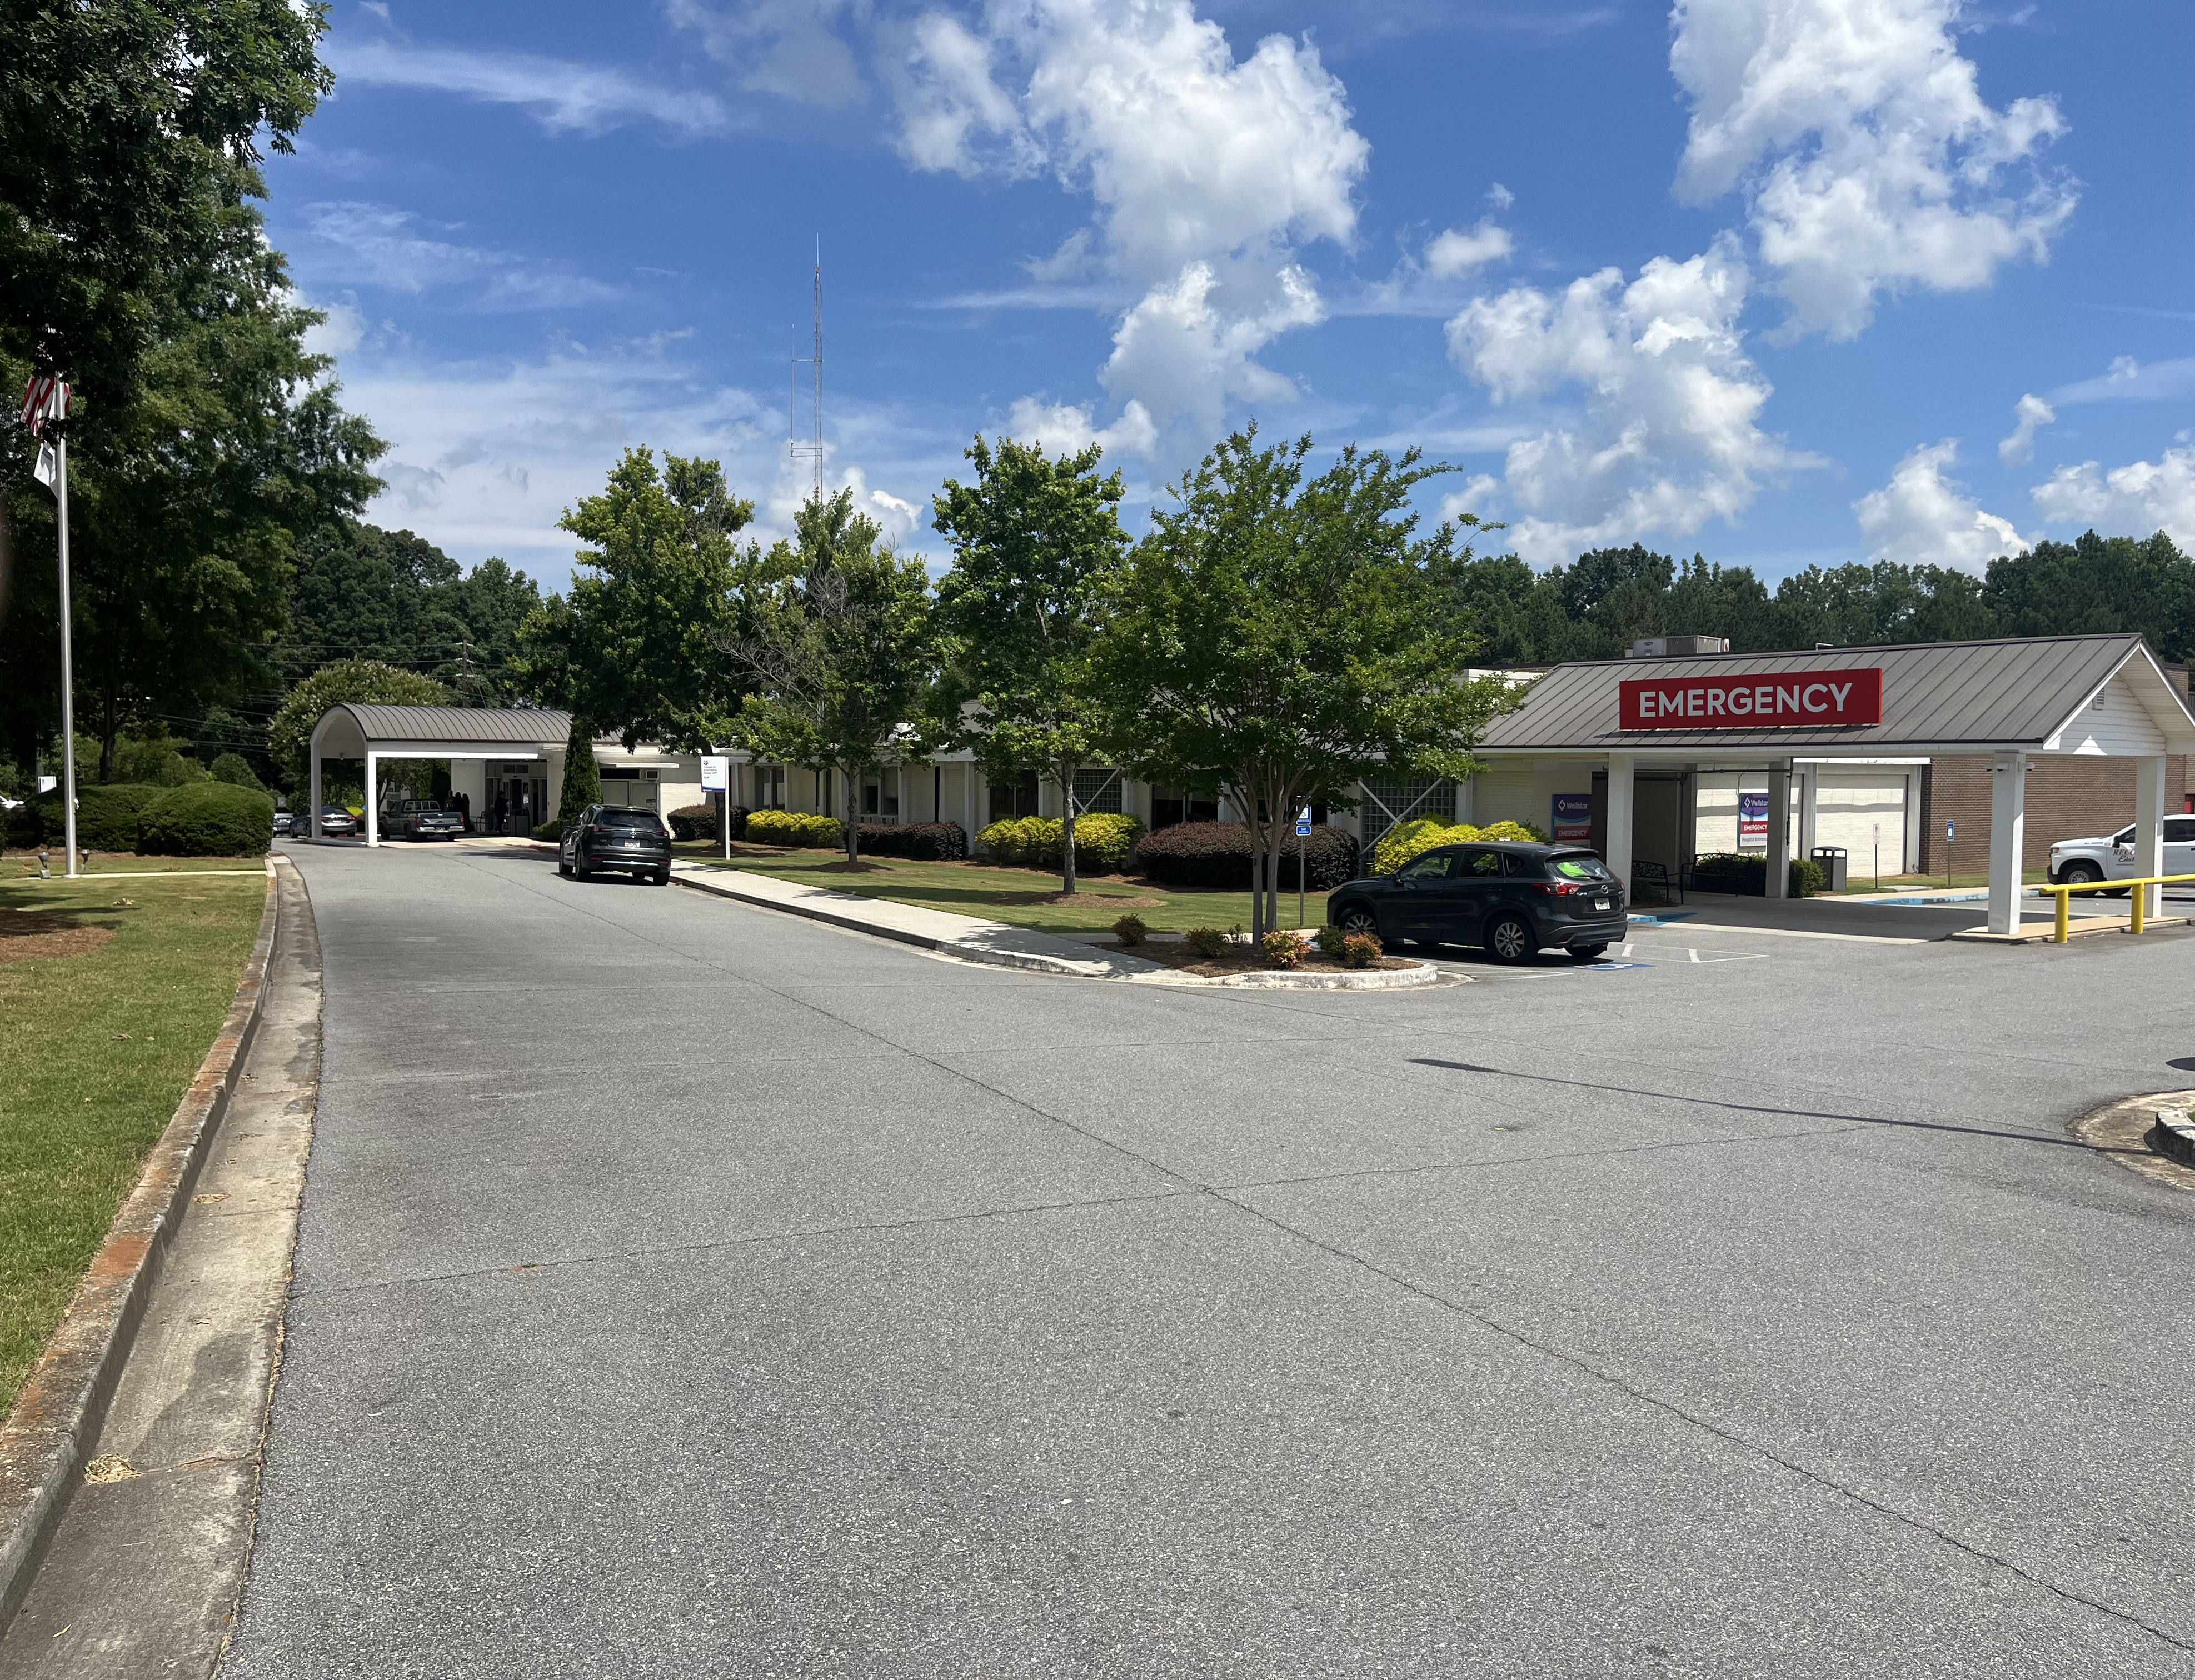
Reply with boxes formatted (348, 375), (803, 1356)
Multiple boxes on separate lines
(1810, 845), (1849, 891)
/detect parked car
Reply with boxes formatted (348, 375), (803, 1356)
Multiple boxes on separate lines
(315, 806), (357, 838)
(1326, 841), (1628, 963)
(272, 808), (295, 837)
(2048, 818), (2195, 891)
(560, 804), (672, 884)
(380, 798), (464, 842)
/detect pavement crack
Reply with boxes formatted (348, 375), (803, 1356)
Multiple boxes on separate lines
(1214, 1193), (2195, 1657)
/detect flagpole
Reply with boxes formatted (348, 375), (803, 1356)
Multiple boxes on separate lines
(55, 431), (77, 878)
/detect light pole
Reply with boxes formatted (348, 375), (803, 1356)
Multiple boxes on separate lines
(22, 376), (77, 877)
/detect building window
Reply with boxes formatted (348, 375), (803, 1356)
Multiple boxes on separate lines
(1072, 768), (1123, 815)
(1150, 783), (1219, 830)
(1359, 777), (1455, 851)
(990, 769), (1040, 822)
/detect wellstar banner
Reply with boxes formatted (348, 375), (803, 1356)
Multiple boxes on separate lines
(1619, 668), (1884, 731)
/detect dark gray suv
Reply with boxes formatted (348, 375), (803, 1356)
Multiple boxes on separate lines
(561, 805), (672, 884)
(1327, 842), (1627, 963)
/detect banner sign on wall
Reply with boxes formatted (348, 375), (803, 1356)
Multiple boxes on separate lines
(1551, 793), (1593, 843)
(1739, 792), (1769, 849)
(1620, 668), (1883, 730)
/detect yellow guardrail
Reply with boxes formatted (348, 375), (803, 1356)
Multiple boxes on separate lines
(2041, 871), (2195, 942)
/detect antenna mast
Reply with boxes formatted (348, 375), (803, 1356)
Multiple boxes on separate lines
(790, 249), (824, 499)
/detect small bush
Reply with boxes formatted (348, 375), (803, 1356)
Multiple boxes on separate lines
(747, 809), (843, 848)
(858, 821), (967, 861)
(1340, 931), (1383, 968)
(1371, 818), (1549, 876)
(1690, 853), (1764, 895)
(1261, 929), (1310, 968)
(209, 752), (265, 791)
(977, 812), (1144, 873)
(1313, 924), (1346, 957)
(533, 819), (564, 842)
(1184, 927), (1229, 959)
(1789, 857), (1825, 898)
(1131, 821), (1360, 891)
(668, 803), (720, 842)
(1112, 912), (1148, 947)
(137, 782), (273, 857)
(26, 783), (166, 851)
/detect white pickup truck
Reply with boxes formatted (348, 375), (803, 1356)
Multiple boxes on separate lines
(2048, 817), (2195, 888)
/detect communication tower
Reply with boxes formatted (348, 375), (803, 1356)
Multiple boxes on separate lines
(790, 251), (824, 498)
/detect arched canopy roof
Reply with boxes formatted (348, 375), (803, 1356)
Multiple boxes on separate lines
(310, 704), (573, 761)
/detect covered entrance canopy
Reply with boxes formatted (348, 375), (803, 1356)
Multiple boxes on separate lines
(309, 704), (572, 846)
(1474, 633), (2195, 934)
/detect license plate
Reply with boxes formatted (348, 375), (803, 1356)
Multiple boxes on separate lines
(1593, 899), (1610, 911)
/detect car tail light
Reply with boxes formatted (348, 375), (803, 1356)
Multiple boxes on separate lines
(1535, 880), (1587, 897)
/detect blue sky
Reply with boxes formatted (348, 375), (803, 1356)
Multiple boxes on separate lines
(271, 0), (2195, 594)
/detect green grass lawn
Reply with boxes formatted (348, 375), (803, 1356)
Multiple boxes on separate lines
(1828, 867), (2053, 894)
(677, 841), (1331, 935)
(3, 849), (270, 878)
(0, 866), (266, 1414)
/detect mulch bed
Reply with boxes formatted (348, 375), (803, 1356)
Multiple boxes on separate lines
(0, 911), (117, 964)
(1115, 941), (1414, 978)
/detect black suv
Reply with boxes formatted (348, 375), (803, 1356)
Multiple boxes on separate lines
(561, 805), (672, 884)
(1327, 842), (1627, 963)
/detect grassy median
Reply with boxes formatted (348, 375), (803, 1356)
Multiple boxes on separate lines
(0, 863), (266, 1414)
(679, 842), (1330, 935)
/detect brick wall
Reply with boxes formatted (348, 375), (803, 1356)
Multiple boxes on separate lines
(1917, 754), (2191, 872)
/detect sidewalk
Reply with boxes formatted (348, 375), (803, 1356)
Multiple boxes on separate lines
(670, 862), (1169, 979)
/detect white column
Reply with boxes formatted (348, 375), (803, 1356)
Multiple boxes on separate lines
(1796, 765), (1818, 861)
(1767, 762), (1792, 898)
(1987, 749), (2026, 936)
(1902, 768), (1923, 874)
(310, 751), (323, 840)
(1605, 752), (1635, 897)
(365, 752), (380, 847)
(2136, 753), (2168, 919)
(962, 762), (974, 845)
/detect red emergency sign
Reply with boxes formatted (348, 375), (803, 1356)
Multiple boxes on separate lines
(1619, 667), (1883, 731)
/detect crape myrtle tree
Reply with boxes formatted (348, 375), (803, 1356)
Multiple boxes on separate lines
(1095, 427), (1516, 943)
(719, 490), (936, 866)
(932, 436), (1129, 895)
(516, 449), (750, 753)
(265, 658), (448, 802)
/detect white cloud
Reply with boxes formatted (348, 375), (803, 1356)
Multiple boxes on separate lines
(296, 203), (621, 310)
(1854, 439), (2026, 570)
(2031, 448), (2195, 546)
(1003, 395), (1158, 459)
(1670, 0), (2075, 340)
(890, 0), (1369, 462)
(1997, 392), (2052, 464)
(329, 39), (733, 137)
(1444, 237), (1813, 566)
(2049, 353), (2195, 407)
(1424, 219), (1514, 280)
(667, 0), (865, 108)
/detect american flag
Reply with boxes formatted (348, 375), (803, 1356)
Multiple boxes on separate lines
(19, 373), (67, 437)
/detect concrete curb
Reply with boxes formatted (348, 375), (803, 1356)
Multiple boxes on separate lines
(2069, 1088), (2195, 1196)
(2148, 1107), (2195, 1171)
(0, 861), (280, 1639)
(1134, 959), (1443, 990)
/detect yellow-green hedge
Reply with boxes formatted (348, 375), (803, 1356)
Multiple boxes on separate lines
(1371, 817), (1549, 875)
(746, 809), (844, 848)
(977, 812), (1144, 873)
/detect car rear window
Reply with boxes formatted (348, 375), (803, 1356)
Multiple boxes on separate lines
(1548, 853), (1613, 881)
(597, 810), (664, 831)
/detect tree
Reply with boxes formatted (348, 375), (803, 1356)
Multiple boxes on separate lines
(1982, 531), (2195, 661)
(1095, 428), (1518, 942)
(932, 436), (1130, 893)
(557, 710), (601, 826)
(266, 659), (448, 792)
(209, 752), (263, 790)
(720, 491), (936, 865)
(516, 449), (750, 749)
(0, 0), (333, 636)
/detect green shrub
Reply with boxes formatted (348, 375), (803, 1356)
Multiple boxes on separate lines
(669, 803), (726, 842)
(1261, 929), (1309, 968)
(746, 809), (843, 848)
(209, 752), (265, 790)
(137, 782), (273, 857)
(26, 783), (166, 851)
(976, 812), (1144, 873)
(1789, 857), (1825, 898)
(1184, 927), (1229, 959)
(1131, 821), (1360, 890)
(1371, 818), (1549, 876)
(1313, 924), (1346, 957)
(533, 819), (564, 842)
(1340, 931), (1383, 968)
(858, 821), (966, 861)
(1690, 853), (1764, 895)
(1112, 912), (1148, 947)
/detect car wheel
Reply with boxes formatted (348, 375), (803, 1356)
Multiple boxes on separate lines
(653, 865), (671, 886)
(573, 852), (591, 881)
(1568, 943), (1608, 962)
(2059, 861), (2102, 887)
(1486, 914), (1538, 964)
(1333, 903), (1380, 937)
(558, 860), (572, 877)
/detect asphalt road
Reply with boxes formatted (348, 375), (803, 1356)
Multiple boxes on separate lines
(221, 844), (2195, 1679)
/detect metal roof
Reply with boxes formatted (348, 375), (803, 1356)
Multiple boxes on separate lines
(1476, 633), (2195, 756)
(317, 704), (572, 746)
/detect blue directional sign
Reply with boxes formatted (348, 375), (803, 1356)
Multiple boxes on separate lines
(1295, 806), (1312, 836)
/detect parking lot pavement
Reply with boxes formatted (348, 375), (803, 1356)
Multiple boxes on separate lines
(222, 844), (2195, 1679)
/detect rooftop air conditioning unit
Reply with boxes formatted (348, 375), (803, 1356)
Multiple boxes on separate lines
(1627, 635), (1731, 659)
